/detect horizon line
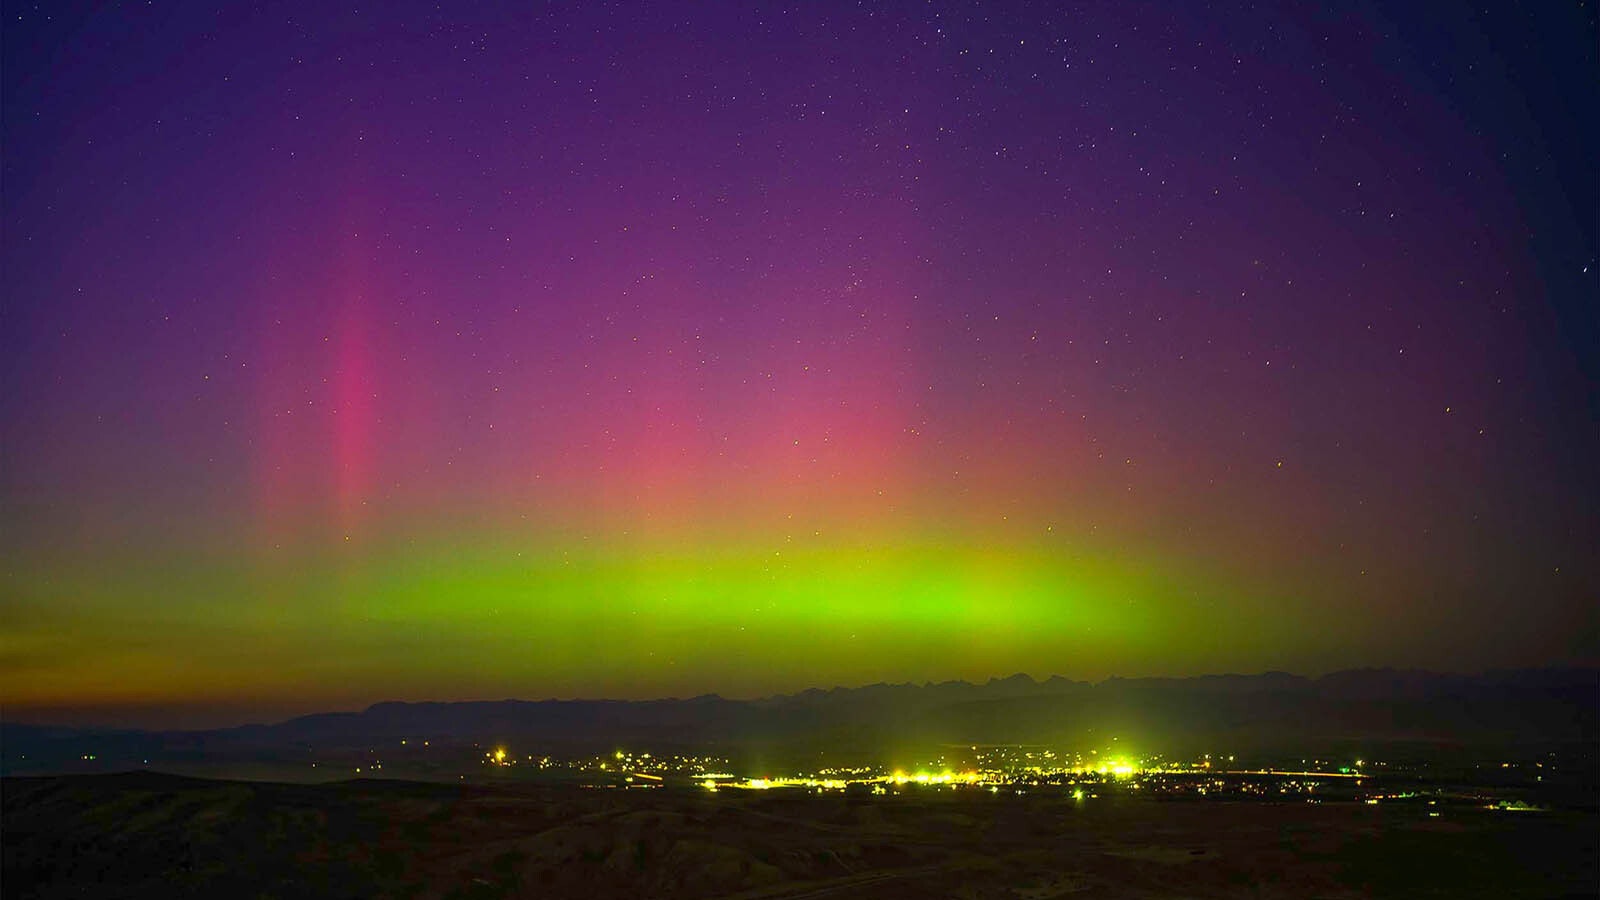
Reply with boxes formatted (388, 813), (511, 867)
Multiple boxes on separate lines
(9, 663), (1595, 734)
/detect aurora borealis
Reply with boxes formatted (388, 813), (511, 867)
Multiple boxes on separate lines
(3, 1), (1595, 727)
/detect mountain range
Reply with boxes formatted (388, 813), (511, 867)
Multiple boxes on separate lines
(5, 668), (1595, 775)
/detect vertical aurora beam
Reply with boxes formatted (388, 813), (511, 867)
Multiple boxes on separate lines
(331, 249), (377, 539)
(249, 185), (383, 545)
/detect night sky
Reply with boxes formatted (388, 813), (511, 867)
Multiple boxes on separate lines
(4, 1), (1596, 727)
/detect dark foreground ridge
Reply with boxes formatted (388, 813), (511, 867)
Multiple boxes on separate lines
(5, 772), (1596, 900)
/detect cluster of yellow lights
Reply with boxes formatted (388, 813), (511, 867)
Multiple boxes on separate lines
(702, 759), (1150, 792)
(481, 745), (1154, 789)
(1055, 759), (1139, 778)
(726, 776), (853, 791)
(889, 770), (982, 786)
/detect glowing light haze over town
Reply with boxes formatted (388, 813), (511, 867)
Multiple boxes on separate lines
(3, 0), (1595, 728)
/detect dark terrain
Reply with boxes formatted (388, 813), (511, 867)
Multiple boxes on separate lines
(4, 772), (1594, 900)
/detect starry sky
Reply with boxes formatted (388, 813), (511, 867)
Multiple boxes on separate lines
(3, 1), (1596, 727)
